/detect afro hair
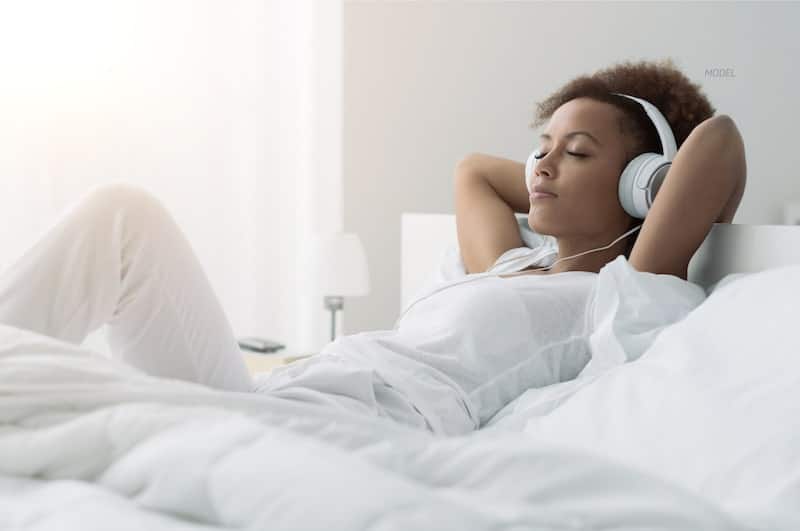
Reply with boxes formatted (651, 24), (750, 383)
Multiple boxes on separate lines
(528, 58), (716, 257)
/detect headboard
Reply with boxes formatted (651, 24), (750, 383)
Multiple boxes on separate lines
(400, 212), (800, 312)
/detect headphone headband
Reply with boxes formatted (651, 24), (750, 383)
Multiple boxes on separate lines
(610, 93), (677, 160)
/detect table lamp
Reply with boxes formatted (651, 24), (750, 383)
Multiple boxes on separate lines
(314, 232), (370, 342)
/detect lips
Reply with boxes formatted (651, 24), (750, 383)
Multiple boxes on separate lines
(532, 185), (558, 199)
(530, 191), (557, 200)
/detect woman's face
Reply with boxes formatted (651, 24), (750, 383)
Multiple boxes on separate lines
(529, 97), (636, 243)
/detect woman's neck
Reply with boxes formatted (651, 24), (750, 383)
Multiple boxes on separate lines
(547, 236), (629, 274)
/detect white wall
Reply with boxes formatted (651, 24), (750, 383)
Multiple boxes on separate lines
(343, 1), (800, 333)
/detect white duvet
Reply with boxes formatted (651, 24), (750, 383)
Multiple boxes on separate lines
(1, 258), (799, 530)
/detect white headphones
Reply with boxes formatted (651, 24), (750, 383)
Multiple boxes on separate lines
(525, 93), (677, 219)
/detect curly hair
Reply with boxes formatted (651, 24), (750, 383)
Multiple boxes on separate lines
(529, 58), (716, 258)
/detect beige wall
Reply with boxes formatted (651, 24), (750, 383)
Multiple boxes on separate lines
(343, 1), (800, 333)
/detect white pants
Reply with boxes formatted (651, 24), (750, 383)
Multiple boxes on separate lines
(0, 183), (254, 392)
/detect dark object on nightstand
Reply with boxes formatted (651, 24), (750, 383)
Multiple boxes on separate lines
(237, 337), (286, 353)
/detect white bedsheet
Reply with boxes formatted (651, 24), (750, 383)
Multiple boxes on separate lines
(486, 263), (800, 530)
(0, 326), (740, 530)
(1, 261), (799, 529)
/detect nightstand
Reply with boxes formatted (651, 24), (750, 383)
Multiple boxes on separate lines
(241, 351), (315, 375)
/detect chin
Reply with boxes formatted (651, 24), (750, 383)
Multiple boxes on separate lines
(528, 210), (554, 236)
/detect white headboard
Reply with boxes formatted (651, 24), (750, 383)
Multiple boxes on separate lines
(400, 212), (800, 312)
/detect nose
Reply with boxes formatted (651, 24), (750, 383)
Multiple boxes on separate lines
(534, 156), (555, 179)
(532, 146), (562, 179)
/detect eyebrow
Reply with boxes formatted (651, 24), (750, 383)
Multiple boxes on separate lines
(539, 131), (602, 146)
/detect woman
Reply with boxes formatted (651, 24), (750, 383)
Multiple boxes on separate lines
(456, 58), (745, 281)
(0, 59), (746, 435)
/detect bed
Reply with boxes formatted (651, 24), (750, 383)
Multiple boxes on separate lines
(1, 214), (799, 530)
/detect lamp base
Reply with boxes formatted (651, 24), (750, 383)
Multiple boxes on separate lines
(324, 296), (344, 342)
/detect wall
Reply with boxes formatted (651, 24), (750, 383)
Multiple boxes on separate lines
(343, 1), (800, 333)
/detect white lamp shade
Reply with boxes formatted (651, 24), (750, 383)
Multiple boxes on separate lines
(314, 232), (370, 296)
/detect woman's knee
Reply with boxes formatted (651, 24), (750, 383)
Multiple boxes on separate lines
(76, 182), (173, 230)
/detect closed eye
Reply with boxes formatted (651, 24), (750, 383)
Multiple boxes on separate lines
(533, 152), (588, 159)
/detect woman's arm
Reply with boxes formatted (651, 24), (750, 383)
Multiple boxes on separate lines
(628, 114), (747, 279)
(454, 153), (531, 274)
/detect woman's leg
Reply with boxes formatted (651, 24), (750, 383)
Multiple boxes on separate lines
(0, 183), (253, 392)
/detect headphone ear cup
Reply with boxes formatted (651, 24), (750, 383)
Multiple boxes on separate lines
(525, 150), (538, 194)
(647, 162), (670, 205)
(618, 153), (655, 219)
(619, 153), (673, 219)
